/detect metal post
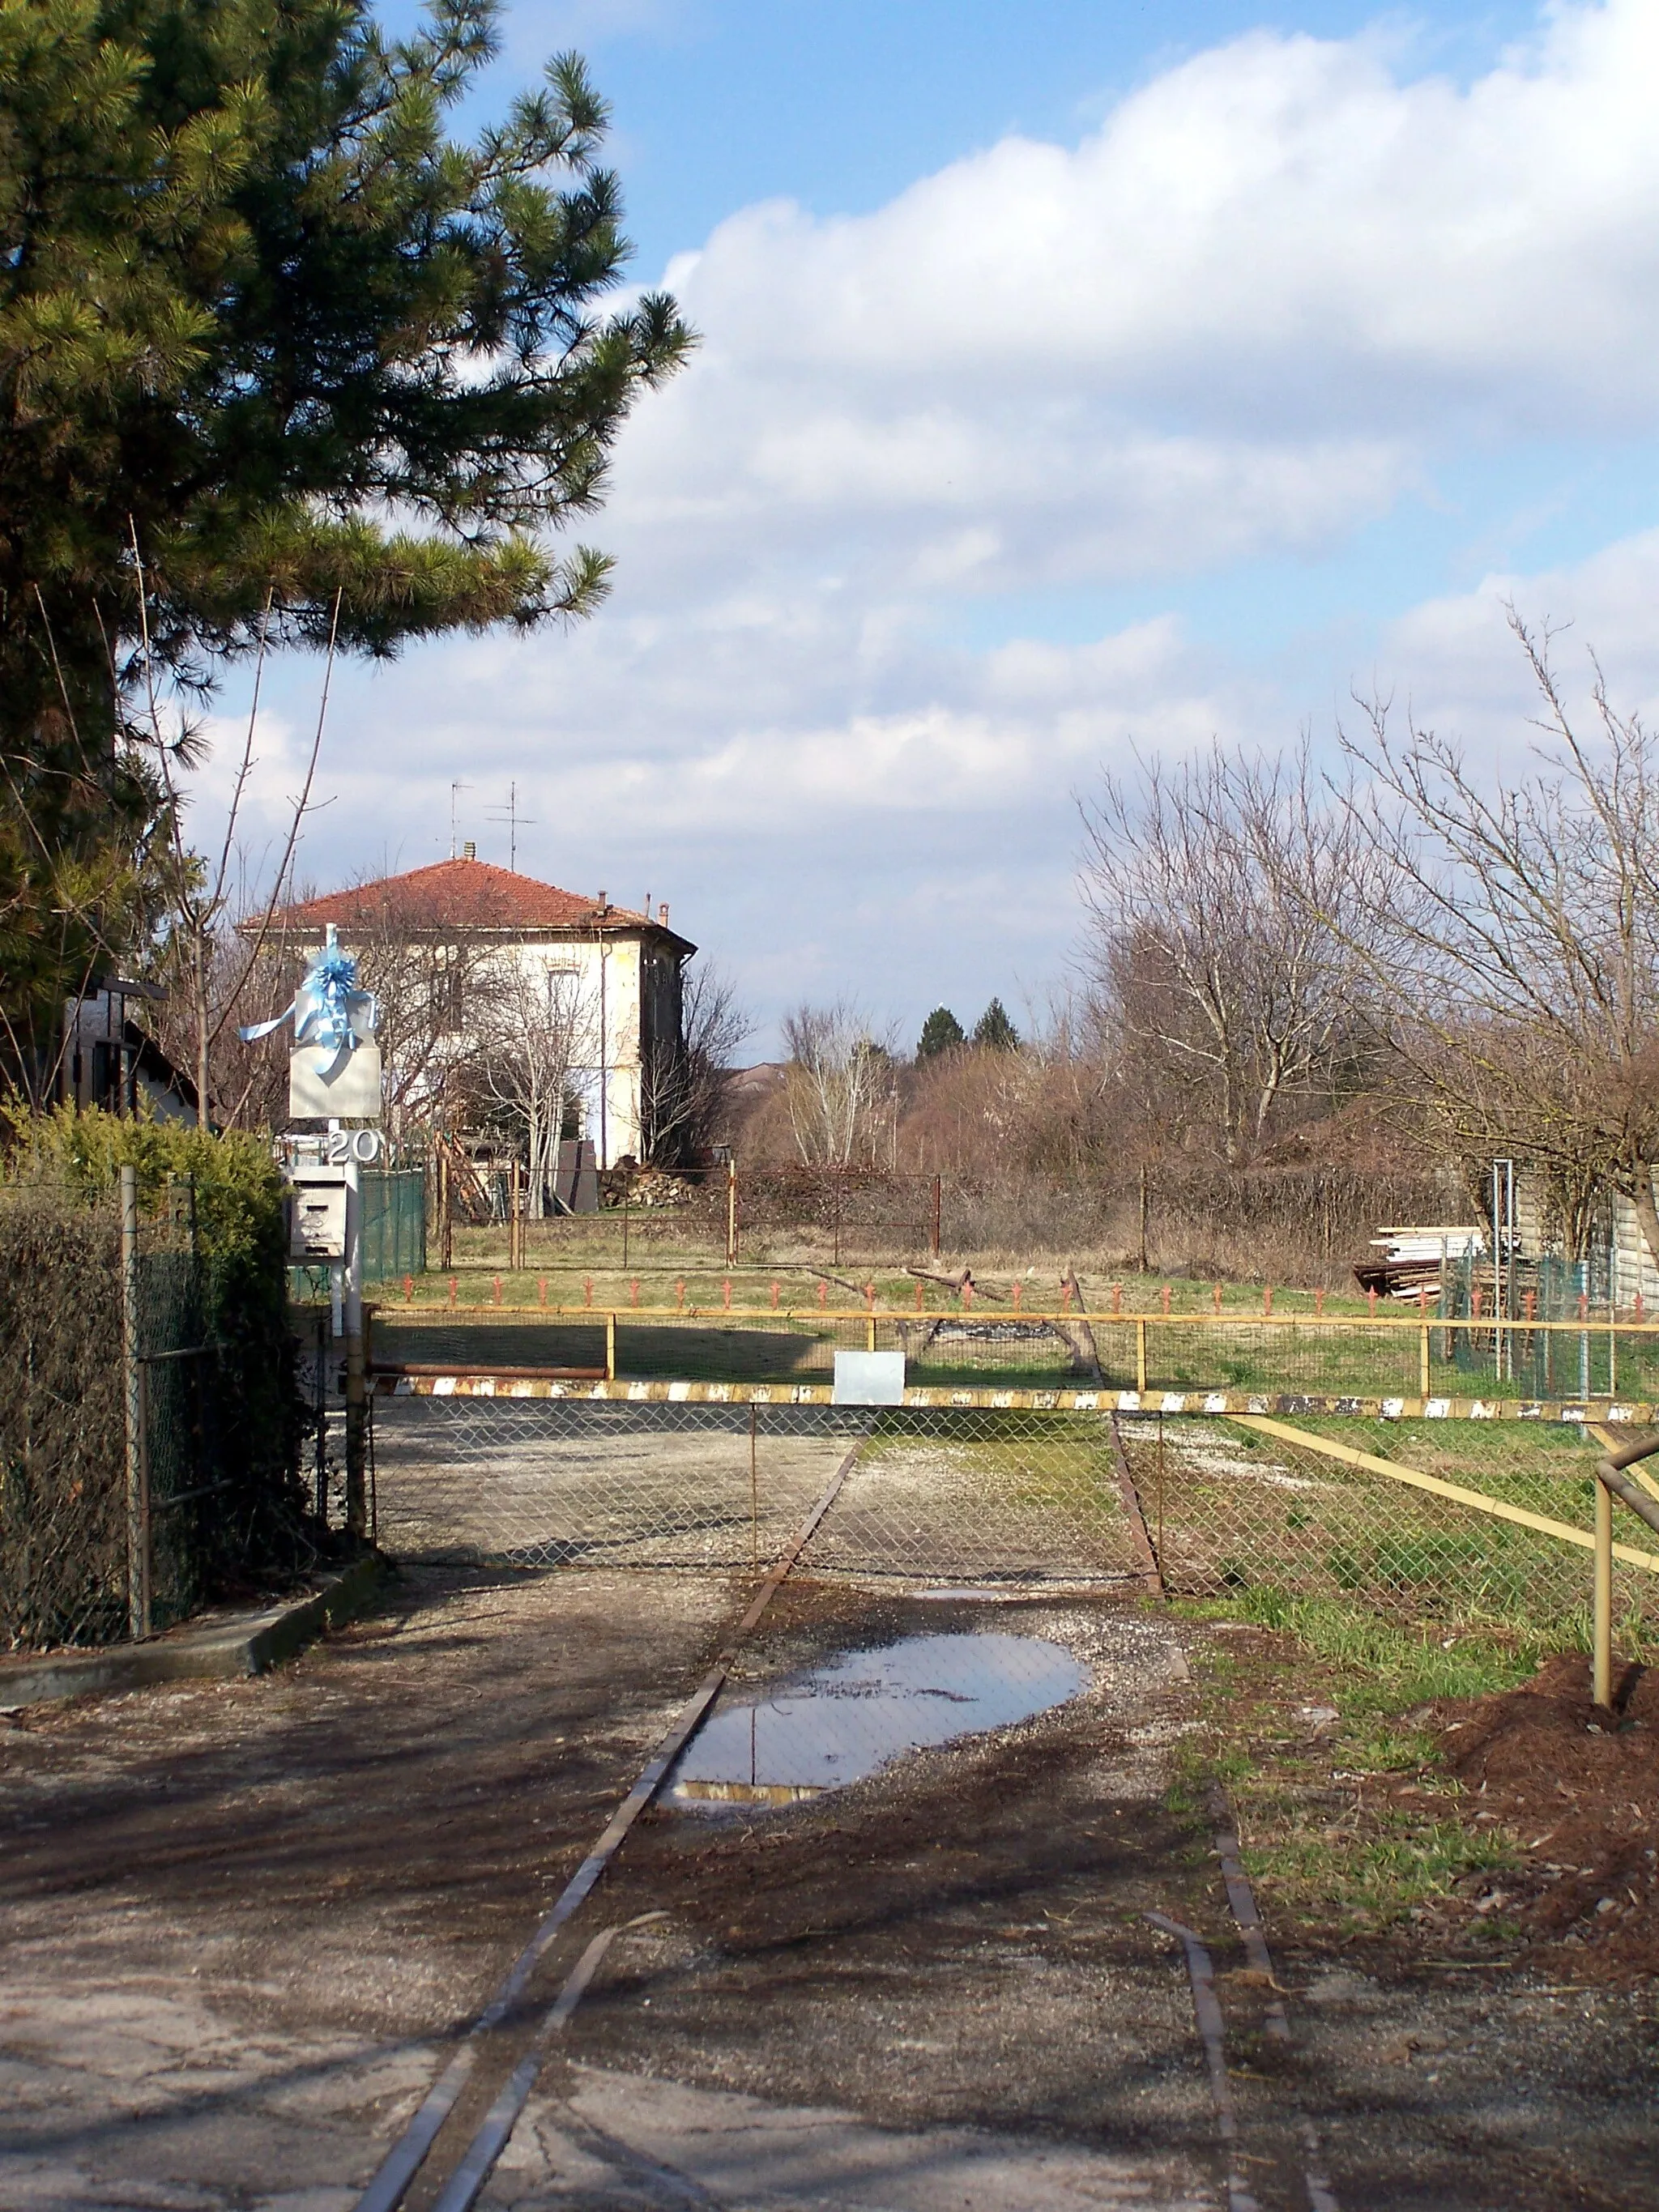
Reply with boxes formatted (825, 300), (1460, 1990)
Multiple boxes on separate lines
(1136, 1317), (1148, 1395)
(1593, 1474), (1614, 1710)
(833, 1174), (841, 1269)
(313, 1311), (329, 1532)
(605, 1309), (616, 1383)
(749, 1403), (759, 1571)
(725, 1157), (738, 1268)
(1579, 1259), (1591, 1400)
(438, 1146), (453, 1271)
(121, 1166), (151, 1640)
(510, 1157), (522, 1273)
(344, 1150), (367, 1540)
(1137, 1163), (1149, 1277)
(1419, 1321), (1431, 1402)
(931, 1174), (941, 1259)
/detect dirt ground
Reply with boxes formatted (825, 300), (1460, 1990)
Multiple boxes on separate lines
(2, 1563), (1657, 2212)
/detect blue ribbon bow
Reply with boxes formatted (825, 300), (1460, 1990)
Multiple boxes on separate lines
(240, 926), (377, 1081)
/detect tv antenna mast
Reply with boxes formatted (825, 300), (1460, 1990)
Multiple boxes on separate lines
(449, 780), (471, 860)
(486, 780), (537, 872)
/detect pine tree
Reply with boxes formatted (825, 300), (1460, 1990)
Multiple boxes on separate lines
(916, 1006), (965, 1059)
(972, 998), (1021, 1052)
(0, 0), (692, 1079)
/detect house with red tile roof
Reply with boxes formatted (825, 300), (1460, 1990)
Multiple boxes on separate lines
(267, 853), (695, 1170)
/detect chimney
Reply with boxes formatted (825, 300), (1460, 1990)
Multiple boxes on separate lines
(463, 840), (476, 861)
(659, 901), (669, 927)
(596, 889), (608, 916)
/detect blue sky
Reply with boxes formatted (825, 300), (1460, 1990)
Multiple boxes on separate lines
(211, 1), (1659, 1054)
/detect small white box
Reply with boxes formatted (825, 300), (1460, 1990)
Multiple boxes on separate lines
(832, 1350), (906, 1405)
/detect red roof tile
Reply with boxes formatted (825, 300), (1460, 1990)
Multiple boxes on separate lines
(274, 859), (649, 934)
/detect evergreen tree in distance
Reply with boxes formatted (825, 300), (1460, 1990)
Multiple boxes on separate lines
(973, 998), (1021, 1051)
(916, 1006), (966, 1059)
(0, 0), (692, 1072)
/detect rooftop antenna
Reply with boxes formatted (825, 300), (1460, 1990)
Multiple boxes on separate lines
(485, 779), (537, 872)
(450, 779), (471, 860)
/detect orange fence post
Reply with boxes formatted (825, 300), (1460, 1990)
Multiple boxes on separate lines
(1315, 1286), (1325, 1317)
(1013, 1281), (1022, 1311)
(538, 1276), (548, 1307)
(1368, 1287), (1377, 1318)
(676, 1278), (685, 1312)
(403, 1275), (413, 1303)
(1112, 1283), (1123, 1315)
(448, 1276), (458, 1308)
(1213, 1282), (1222, 1315)
(772, 1281), (781, 1308)
(723, 1278), (731, 1311)
(1264, 1284), (1273, 1316)
(1161, 1284), (1171, 1315)
(493, 1275), (501, 1306)
(629, 1278), (639, 1306)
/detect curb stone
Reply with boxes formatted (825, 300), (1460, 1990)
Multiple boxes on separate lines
(0, 1552), (391, 1709)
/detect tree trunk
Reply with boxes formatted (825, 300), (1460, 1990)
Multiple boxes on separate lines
(192, 930), (211, 1129)
(1627, 1165), (1659, 1276)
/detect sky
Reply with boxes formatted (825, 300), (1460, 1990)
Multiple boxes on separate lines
(201, 0), (1659, 1055)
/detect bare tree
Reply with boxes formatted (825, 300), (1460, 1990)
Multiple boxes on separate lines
(782, 1000), (898, 1166)
(1081, 741), (1380, 1164)
(475, 963), (591, 1213)
(641, 960), (752, 1166)
(1334, 610), (1659, 1266)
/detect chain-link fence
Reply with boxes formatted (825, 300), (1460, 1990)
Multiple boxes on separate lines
(2, 1177), (305, 1655)
(1115, 1412), (1659, 1648)
(369, 1399), (859, 1570)
(0, 1196), (128, 1648)
(369, 1387), (1658, 1654)
(370, 1397), (1145, 1583)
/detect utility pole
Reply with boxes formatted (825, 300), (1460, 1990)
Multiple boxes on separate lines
(450, 780), (471, 860)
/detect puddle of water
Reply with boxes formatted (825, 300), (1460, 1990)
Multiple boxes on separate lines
(667, 1633), (1089, 1805)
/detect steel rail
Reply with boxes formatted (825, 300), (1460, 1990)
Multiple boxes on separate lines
(349, 1433), (866, 2212)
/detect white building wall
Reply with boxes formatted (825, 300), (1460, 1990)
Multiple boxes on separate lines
(498, 932), (645, 1168)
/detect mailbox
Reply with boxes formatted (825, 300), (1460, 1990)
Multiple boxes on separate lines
(289, 1176), (348, 1262)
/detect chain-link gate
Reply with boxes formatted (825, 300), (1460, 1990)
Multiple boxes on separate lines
(368, 1396), (1143, 1582)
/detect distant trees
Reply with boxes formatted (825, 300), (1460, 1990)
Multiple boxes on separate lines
(642, 961), (752, 1166)
(917, 1007), (966, 1059)
(1330, 612), (1659, 1267)
(973, 998), (1021, 1052)
(781, 1002), (898, 1166)
(1080, 742), (1380, 1166)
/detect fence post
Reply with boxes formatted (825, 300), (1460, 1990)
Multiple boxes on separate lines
(1418, 1321), (1431, 1401)
(1593, 1474), (1614, 1709)
(510, 1157), (522, 1272)
(343, 1152), (367, 1541)
(1136, 1317), (1148, 1395)
(120, 1164), (151, 1641)
(725, 1157), (738, 1268)
(931, 1174), (941, 1259)
(606, 1310), (616, 1383)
